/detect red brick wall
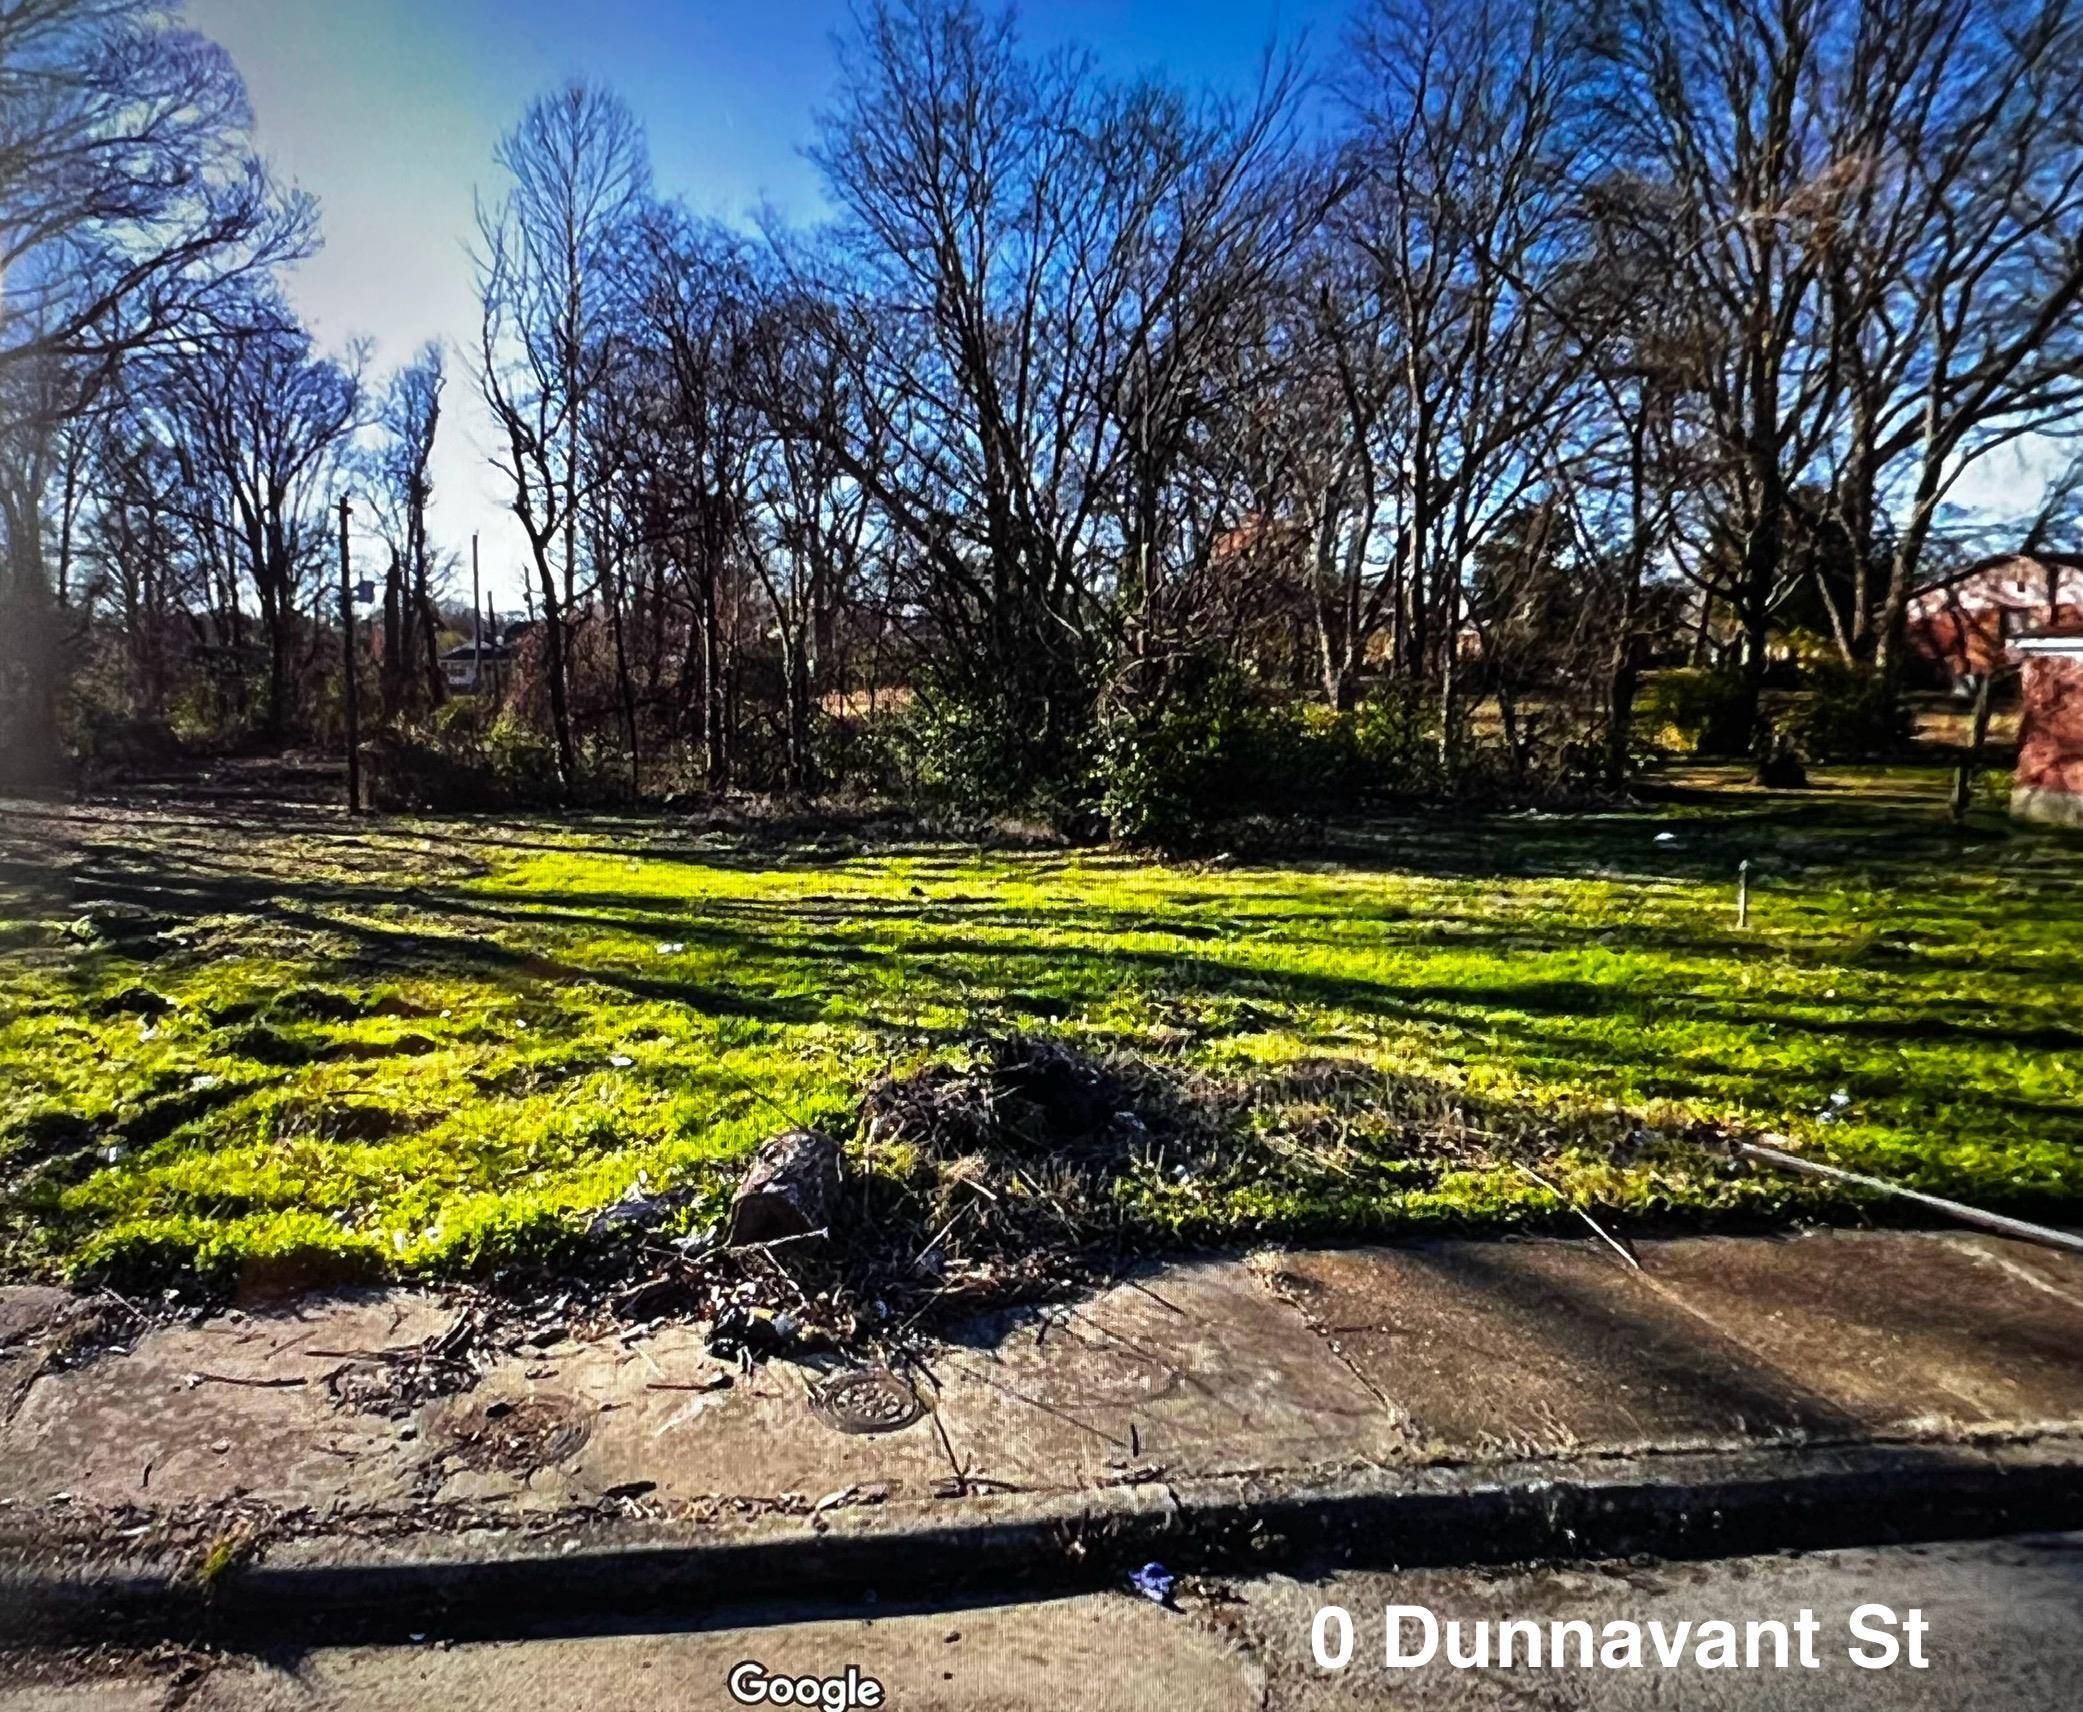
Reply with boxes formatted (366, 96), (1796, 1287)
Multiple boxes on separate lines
(2016, 652), (2083, 822)
(1910, 603), (2083, 680)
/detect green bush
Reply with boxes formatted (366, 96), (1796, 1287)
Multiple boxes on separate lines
(872, 684), (1093, 817)
(362, 713), (565, 811)
(481, 714), (562, 796)
(1097, 674), (1436, 847)
(1775, 661), (1913, 762)
(1096, 680), (1252, 847)
(1640, 667), (1755, 756)
(1349, 681), (1439, 788)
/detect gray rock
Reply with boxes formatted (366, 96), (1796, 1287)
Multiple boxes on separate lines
(726, 1129), (842, 1248)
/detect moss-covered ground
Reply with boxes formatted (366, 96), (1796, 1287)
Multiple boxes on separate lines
(2, 763), (2078, 1287)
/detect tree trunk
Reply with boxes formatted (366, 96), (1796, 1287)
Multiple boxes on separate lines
(534, 560), (577, 796)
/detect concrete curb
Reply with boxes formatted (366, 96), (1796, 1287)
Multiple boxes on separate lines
(5, 1436), (2082, 1644)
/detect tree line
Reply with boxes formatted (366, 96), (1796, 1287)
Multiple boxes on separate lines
(6, 0), (2083, 821)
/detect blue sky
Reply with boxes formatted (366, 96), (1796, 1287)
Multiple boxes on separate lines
(183, 0), (2054, 603)
(185, 0), (1350, 606)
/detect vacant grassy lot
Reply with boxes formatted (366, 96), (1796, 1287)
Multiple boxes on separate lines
(2, 765), (2079, 1286)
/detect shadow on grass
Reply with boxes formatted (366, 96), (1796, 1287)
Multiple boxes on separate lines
(7, 786), (2081, 1235)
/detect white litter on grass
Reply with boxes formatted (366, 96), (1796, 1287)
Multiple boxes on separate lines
(1654, 831), (1678, 844)
(609, 1053), (634, 1068)
(1129, 1562), (1176, 1605)
(656, 941), (686, 954)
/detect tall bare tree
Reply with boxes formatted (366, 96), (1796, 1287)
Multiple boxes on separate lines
(476, 80), (652, 794)
(1341, 0), (1588, 754)
(801, 0), (1317, 796)
(369, 343), (448, 717)
(171, 300), (365, 738)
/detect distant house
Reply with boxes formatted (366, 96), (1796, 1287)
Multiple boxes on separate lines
(440, 622), (532, 694)
(2013, 630), (2083, 827)
(1907, 553), (2083, 685)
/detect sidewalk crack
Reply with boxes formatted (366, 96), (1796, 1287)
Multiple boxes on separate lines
(1249, 1258), (1395, 1416)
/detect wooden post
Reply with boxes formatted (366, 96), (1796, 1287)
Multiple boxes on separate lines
(1951, 669), (1997, 823)
(339, 496), (360, 816)
(1736, 857), (1750, 930)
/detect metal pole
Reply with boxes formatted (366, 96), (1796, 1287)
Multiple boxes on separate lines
(472, 533), (482, 689)
(339, 496), (360, 815)
(1736, 1140), (2083, 1257)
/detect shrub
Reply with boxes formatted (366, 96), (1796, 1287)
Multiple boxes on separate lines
(1096, 673), (1436, 847)
(1095, 685), (1248, 847)
(362, 713), (568, 811)
(1349, 681), (1438, 789)
(480, 714), (563, 796)
(1774, 661), (1913, 762)
(872, 682), (1095, 818)
(1640, 667), (1755, 756)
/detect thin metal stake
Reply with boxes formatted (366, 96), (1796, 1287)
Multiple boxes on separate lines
(339, 496), (359, 816)
(1737, 1139), (2083, 1257)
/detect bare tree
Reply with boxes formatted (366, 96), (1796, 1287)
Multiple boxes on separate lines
(0, 0), (310, 384)
(0, 0), (307, 779)
(1815, 0), (2083, 680)
(1340, 0), (1589, 755)
(476, 80), (652, 794)
(740, 293), (876, 791)
(801, 0), (1318, 796)
(1590, 0), (1849, 745)
(171, 299), (365, 738)
(369, 343), (448, 717)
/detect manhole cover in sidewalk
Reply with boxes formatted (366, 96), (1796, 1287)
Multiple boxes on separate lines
(809, 1367), (925, 1435)
(432, 1390), (591, 1471)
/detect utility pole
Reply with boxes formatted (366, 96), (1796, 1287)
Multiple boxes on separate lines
(339, 496), (361, 815)
(471, 532), (483, 738)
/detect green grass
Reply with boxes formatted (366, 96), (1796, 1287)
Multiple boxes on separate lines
(2, 764), (2079, 1287)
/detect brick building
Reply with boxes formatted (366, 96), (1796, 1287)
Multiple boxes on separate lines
(2013, 631), (2083, 828)
(1908, 553), (2083, 685)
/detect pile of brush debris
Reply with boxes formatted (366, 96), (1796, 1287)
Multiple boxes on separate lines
(844, 1032), (1188, 1307)
(463, 1035), (1193, 1368)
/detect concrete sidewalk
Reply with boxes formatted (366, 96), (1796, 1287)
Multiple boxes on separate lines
(4, 1228), (2083, 1635)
